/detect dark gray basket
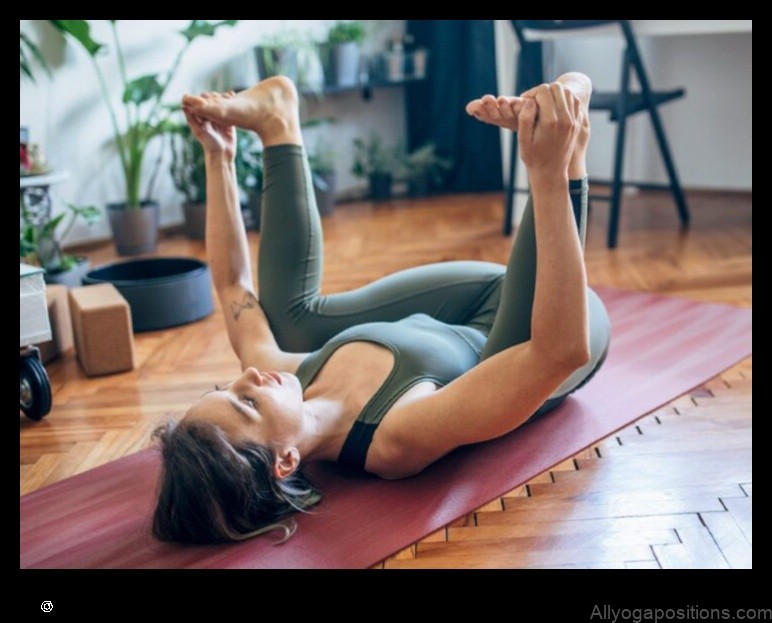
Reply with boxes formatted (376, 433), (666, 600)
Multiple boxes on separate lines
(83, 257), (214, 332)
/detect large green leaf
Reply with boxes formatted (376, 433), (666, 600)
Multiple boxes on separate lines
(179, 20), (238, 42)
(122, 74), (163, 105)
(20, 49), (33, 80)
(69, 204), (101, 225)
(20, 32), (51, 82)
(39, 213), (67, 239)
(123, 119), (173, 144)
(49, 20), (104, 56)
(20, 226), (37, 258)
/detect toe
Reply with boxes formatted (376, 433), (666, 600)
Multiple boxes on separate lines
(181, 93), (206, 109)
(465, 99), (484, 116)
(481, 95), (502, 121)
(497, 96), (516, 120)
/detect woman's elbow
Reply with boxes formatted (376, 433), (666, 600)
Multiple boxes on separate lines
(565, 340), (591, 373)
(563, 331), (592, 371)
(536, 337), (591, 376)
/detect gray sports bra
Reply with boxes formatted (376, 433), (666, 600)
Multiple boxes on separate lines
(295, 313), (485, 471)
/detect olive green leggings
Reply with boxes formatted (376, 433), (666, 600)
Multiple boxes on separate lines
(258, 145), (610, 412)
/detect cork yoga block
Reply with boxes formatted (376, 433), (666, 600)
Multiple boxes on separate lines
(69, 284), (135, 377)
(38, 284), (75, 364)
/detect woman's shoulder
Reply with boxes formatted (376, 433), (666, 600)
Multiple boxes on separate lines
(364, 380), (441, 479)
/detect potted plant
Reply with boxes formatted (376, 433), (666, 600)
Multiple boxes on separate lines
(352, 133), (401, 201)
(255, 29), (323, 91)
(235, 129), (264, 231)
(20, 202), (100, 288)
(51, 20), (238, 256)
(400, 143), (452, 197)
(169, 122), (207, 240)
(309, 140), (338, 216)
(321, 20), (366, 88)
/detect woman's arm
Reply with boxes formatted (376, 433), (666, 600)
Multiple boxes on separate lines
(372, 83), (590, 478)
(183, 104), (300, 372)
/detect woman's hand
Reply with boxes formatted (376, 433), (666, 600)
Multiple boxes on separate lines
(517, 82), (583, 184)
(182, 92), (236, 161)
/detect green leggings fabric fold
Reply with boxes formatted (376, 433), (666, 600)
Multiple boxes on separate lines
(258, 144), (610, 408)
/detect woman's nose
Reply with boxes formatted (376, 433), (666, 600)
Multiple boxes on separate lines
(240, 367), (262, 385)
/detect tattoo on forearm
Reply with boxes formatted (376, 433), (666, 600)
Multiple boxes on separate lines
(230, 292), (259, 320)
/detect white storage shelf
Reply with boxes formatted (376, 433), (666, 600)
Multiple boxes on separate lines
(20, 263), (52, 348)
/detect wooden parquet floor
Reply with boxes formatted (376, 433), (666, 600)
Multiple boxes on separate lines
(20, 187), (752, 569)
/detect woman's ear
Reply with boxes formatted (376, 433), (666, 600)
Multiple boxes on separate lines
(273, 447), (300, 480)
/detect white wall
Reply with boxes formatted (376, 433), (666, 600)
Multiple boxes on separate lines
(495, 20), (752, 223)
(20, 19), (406, 245)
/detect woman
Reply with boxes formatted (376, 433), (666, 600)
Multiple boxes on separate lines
(152, 73), (611, 544)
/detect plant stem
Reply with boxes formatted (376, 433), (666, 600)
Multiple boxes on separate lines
(110, 21), (134, 136)
(89, 54), (130, 197)
(127, 136), (145, 207)
(146, 42), (189, 125)
(144, 132), (166, 202)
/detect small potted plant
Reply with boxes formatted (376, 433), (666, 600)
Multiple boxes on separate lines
(51, 20), (238, 256)
(169, 123), (207, 240)
(20, 202), (100, 288)
(309, 140), (338, 216)
(255, 29), (324, 91)
(400, 143), (452, 197)
(321, 20), (366, 88)
(235, 129), (264, 231)
(352, 133), (401, 201)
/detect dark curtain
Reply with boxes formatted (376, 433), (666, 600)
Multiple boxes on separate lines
(405, 20), (502, 193)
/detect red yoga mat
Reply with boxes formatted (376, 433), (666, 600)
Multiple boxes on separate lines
(19, 287), (752, 569)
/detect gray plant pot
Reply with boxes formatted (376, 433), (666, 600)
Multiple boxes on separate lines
(83, 257), (214, 332)
(407, 175), (431, 198)
(183, 201), (206, 240)
(369, 173), (393, 201)
(323, 42), (361, 88)
(107, 201), (159, 256)
(44, 257), (90, 288)
(314, 172), (337, 216)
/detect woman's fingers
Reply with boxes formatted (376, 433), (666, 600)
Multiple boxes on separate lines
(517, 98), (537, 144)
(550, 82), (573, 125)
(532, 84), (556, 123)
(520, 83), (547, 99)
(182, 106), (202, 130)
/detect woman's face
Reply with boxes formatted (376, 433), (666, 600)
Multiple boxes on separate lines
(183, 367), (305, 446)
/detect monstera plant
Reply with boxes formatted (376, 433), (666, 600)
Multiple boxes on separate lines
(51, 20), (238, 255)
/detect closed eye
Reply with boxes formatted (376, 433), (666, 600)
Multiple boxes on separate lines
(242, 396), (257, 409)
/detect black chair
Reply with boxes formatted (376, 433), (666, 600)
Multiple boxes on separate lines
(503, 20), (690, 248)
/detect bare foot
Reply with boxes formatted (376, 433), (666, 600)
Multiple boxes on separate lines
(182, 76), (302, 147)
(466, 72), (592, 131)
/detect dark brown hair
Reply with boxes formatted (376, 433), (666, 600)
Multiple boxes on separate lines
(151, 419), (322, 544)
